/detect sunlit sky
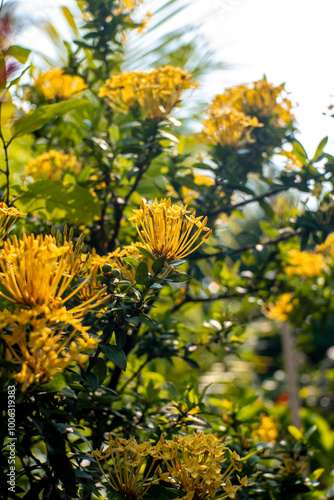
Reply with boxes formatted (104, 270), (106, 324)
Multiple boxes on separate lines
(16, 0), (334, 156)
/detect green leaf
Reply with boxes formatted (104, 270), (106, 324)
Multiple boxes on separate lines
(304, 424), (317, 440)
(84, 372), (99, 391)
(5, 45), (31, 64)
(152, 255), (166, 274)
(42, 373), (68, 392)
(100, 344), (127, 371)
(137, 246), (155, 260)
(123, 257), (139, 268)
(93, 357), (107, 384)
(163, 272), (191, 283)
(288, 425), (303, 442)
(33, 419), (76, 496)
(258, 200), (276, 220)
(165, 381), (179, 400)
(135, 261), (149, 285)
(168, 259), (186, 266)
(184, 357), (200, 370)
(313, 136), (328, 162)
(115, 329), (127, 349)
(259, 221), (278, 238)
(11, 99), (86, 137)
(309, 468), (324, 482)
(293, 140), (308, 162)
(12, 180), (101, 224)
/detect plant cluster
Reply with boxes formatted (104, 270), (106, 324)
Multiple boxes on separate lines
(0, 0), (333, 499)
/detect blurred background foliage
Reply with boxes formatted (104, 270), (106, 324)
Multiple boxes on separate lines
(0, 0), (334, 499)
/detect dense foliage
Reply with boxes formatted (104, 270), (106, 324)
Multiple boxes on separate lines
(0, 1), (333, 499)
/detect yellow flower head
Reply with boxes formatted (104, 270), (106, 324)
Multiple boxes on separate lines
(284, 249), (325, 278)
(202, 107), (263, 148)
(0, 312), (99, 392)
(267, 293), (298, 322)
(34, 68), (87, 100)
(280, 150), (303, 170)
(116, 0), (144, 13)
(0, 203), (25, 244)
(253, 414), (278, 444)
(92, 435), (159, 499)
(0, 234), (107, 312)
(316, 233), (334, 259)
(99, 66), (198, 119)
(154, 432), (247, 500)
(24, 150), (81, 181)
(213, 77), (294, 128)
(129, 198), (212, 261)
(108, 243), (153, 281)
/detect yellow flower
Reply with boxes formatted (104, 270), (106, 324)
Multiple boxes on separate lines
(213, 77), (294, 128)
(154, 432), (247, 500)
(0, 203), (25, 244)
(202, 107), (263, 148)
(82, 243), (153, 282)
(253, 414), (278, 444)
(280, 150), (303, 170)
(0, 234), (107, 312)
(92, 435), (159, 499)
(316, 233), (334, 259)
(99, 66), (198, 119)
(267, 293), (298, 322)
(0, 313), (99, 392)
(24, 150), (81, 181)
(129, 198), (212, 262)
(34, 68), (87, 100)
(284, 249), (325, 278)
(116, 0), (144, 13)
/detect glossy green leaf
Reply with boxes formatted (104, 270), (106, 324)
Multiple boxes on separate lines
(100, 344), (127, 371)
(137, 246), (155, 260)
(135, 261), (149, 285)
(123, 257), (139, 268)
(288, 425), (303, 442)
(313, 136), (328, 162)
(5, 45), (31, 64)
(12, 180), (101, 224)
(152, 255), (166, 274)
(11, 99), (87, 137)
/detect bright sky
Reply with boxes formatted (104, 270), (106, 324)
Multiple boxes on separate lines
(15, 0), (334, 157)
(193, 0), (334, 156)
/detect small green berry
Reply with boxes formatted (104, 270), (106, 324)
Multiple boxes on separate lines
(102, 263), (112, 274)
(110, 268), (121, 279)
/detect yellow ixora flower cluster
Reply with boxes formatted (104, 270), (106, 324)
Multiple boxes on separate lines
(99, 66), (198, 120)
(0, 203), (25, 244)
(202, 77), (294, 149)
(34, 68), (87, 100)
(82, 243), (153, 283)
(316, 232), (334, 259)
(202, 108), (263, 149)
(284, 248), (326, 278)
(24, 150), (81, 181)
(266, 293), (299, 322)
(0, 314), (98, 392)
(252, 414), (278, 444)
(0, 233), (108, 391)
(214, 78), (294, 128)
(92, 432), (251, 500)
(129, 198), (212, 262)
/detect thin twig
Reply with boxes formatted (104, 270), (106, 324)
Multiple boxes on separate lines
(193, 228), (303, 261)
